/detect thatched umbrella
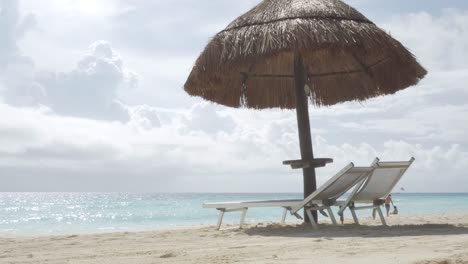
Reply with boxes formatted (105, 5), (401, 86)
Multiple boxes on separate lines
(184, 0), (426, 223)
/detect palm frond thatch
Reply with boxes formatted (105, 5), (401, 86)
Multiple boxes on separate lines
(185, 0), (427, 109)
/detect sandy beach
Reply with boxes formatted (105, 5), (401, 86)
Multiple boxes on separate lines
(1, 211), (468, 264)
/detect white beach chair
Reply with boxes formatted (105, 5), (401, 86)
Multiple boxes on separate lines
(203, 163), (374, 230)
(336, 158), (415, 226)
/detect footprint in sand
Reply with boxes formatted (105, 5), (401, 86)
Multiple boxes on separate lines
(160, 252), (177, 258)
(228, 246), (247, 249)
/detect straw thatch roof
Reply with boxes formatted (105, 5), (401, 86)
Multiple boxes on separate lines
(184, 0), (427, 109)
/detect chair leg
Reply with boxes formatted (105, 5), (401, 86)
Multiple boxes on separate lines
(305, 209), (318, 230)
(338, 206), (345, 224)
(240, 208), (248, 228)
(327, 207), (337, 225)
(350, 207), (360, 225)
(216, 210), (225, 230)
(281, 208), (288, 224)
(376, 206), (387, 226)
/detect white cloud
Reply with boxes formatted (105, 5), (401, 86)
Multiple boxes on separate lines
(181, 103), (236, 135)
(1, 1), (468, 193)
(383, 9), (468, 71)
(308, 10), (468, 144)
(1, 39), (138, 121)
(1, 102), (467, 192)
(35, 40), (138, 121)
(360, 105), (468, 142)
(1, 2), (139, 121)
(0, 0), (37, 69)
(126, 104), (162, 129)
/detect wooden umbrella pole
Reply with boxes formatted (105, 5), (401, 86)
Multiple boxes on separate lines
(294, 53), (318, 223)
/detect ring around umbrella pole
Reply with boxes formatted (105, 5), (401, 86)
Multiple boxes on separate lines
(294, 53), (317, 223)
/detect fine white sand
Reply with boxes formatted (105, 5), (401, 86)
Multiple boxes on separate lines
(1, 211), (468, 264)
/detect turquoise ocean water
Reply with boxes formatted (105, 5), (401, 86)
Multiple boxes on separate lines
(1, 193), (468, 234)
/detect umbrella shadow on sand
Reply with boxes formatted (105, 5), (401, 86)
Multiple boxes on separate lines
(240, 223), (468, 238)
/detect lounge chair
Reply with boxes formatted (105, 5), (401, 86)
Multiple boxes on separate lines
(203, 162), (374, 230)
(336, 158), (415, 226)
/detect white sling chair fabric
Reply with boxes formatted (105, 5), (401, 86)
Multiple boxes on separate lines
(203, 163), (374, 230)
(337, 158), (415, 226)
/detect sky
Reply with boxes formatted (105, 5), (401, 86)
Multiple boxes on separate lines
(0, 0), (467, 192)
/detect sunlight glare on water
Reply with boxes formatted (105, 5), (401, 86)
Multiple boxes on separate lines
(1, 192), (467, 234)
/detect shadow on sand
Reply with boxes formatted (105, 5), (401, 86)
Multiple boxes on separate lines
(241, 223), (468, 238)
